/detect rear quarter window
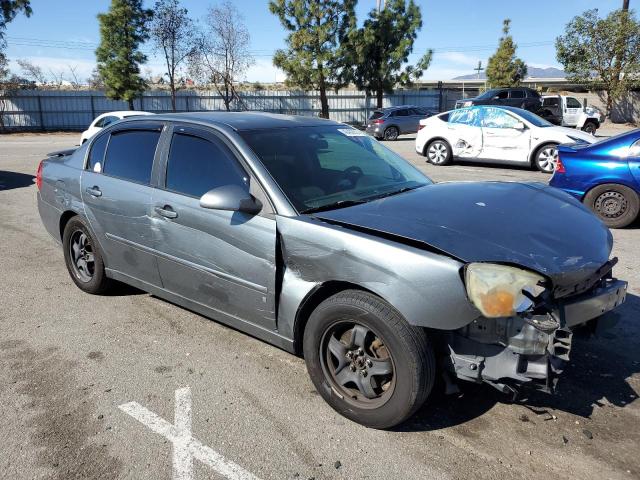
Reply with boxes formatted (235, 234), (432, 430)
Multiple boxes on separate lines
(87, 134), (108, 172)
(369, 111), (384, 120)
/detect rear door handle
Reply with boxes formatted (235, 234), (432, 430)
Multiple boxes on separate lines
(155, 205), (178, 219)
(85, 186), (102, 197)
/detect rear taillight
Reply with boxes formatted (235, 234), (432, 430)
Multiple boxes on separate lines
(555, 155), (565, 173)
(36, 160), (44, 190)
(372, 119), (384, 125)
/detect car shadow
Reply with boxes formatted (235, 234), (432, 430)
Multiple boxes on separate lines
(395, 293), (640, 432)
(103, 282), (146, 297)
(0, 171), (35, 191)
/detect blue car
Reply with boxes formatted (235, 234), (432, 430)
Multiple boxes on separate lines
(550, 129), (640, 228)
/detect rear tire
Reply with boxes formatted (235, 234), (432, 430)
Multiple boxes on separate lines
(425, 139), (452, 166)
(383, 126), (399, 141)
(533, 143), (558, 173)
(584, 184), (640, 228)
(63, 216), (112, 294)
(303, 290), (435, 429)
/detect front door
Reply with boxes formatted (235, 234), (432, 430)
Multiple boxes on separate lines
(151, 125), (277, 330)
(563, 97), (583, 127)
(479, 107), (531, 163)
(447, 107), (483, 159)
(80, 124), (164, 286)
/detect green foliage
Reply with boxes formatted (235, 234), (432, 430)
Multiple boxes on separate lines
(96, 0), (152, 108)
(556, 8), (640, 117)
(486, 19), (527, 88)
(269, 0), (356, 118)
(339, 0), (432, 107)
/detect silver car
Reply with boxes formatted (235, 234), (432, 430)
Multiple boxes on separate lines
(365, 105), (436, 141)
(37, 112), (627, 429)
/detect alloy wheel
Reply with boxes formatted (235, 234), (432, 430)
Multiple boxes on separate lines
(594, 191), (628, 219)
(69, 230), (95, 282)
(384, 127), (399, 141)
(428, 142), (448, 164)
(537, 146), (558, 172)
(320, 321), (395, 408)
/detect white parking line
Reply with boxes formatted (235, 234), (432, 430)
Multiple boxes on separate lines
(119, 387), (260, 480)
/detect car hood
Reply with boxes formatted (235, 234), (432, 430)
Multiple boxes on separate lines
(315, 182), (613, 289)
(542, 126), (595, 143)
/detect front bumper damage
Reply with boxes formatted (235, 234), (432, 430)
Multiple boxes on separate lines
(445, 277), (627, 396)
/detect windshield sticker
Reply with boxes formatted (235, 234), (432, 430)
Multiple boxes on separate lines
(338, 128), (367, 137)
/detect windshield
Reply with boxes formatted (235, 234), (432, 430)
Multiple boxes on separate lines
(514, 108), (554, 127)
(240, 125), (432, 213)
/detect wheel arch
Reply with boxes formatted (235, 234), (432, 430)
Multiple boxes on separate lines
(529, 141), (559, 167)
(582, 181), (640, 202)
(423, 136), (452, 156)
(293, 281), (383, 356)
(59, 210), (80, 241)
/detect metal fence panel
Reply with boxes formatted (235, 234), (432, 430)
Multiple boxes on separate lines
(0, 88), (462, 131)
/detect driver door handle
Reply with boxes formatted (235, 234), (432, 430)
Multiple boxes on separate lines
(155, 205), (178, 219)
(85, 186), (102, 197)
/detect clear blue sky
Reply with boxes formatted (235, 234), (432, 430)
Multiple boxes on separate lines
(2, 0), (627, 82)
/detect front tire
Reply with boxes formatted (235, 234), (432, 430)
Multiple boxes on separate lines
(534, 143), (558, 173)
(63, 216), (112, 294)
(584, 184), (640, 228)
(425, 139), (452, 165)
(303, 290), (435, 429)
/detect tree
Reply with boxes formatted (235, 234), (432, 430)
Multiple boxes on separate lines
(0, 0), (32, 83)
(96, 0), (152, 109)
(188, 0), (253, 111)
(87, 68), (105, 89)
(486, 19), (527, 88)
(269, 0), (356, 118)
(150, 0), (194, 111)
(556, 8), (640, 118)
(16, 58), (45, 84)
(338, 0), (431, 109)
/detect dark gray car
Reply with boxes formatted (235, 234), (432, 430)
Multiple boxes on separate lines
(365, 105), (436, 140)
(37, 112), (627, 429)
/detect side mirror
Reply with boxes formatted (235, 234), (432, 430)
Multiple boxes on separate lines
(199, 184), (262, 215)
(513, 121), (526, 130)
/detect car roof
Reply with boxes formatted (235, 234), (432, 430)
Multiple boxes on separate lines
(98, 110), (153, 118)
(138, 111), (341, 131)
(376, 105), (422, 112)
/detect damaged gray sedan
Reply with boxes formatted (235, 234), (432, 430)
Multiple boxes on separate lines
(36, 113), (627, 429)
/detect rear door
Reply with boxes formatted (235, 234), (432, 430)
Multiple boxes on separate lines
(447, 108), (483, 158)
(150, 124), (278, 330)
(81, 122), (164, 286)
(394, 108), (411, 133)
(479, 107), (531, 162)
(508, 89), (526, 107)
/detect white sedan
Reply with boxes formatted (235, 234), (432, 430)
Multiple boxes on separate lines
(415, 105), (595, 173)
(80, 110), (153, 144)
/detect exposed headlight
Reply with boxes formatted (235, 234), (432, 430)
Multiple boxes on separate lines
(462, 101), (473, 107)
(464, 263), (546, 318)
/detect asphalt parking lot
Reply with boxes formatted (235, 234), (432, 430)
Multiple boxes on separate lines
(1, 131), (639, 480)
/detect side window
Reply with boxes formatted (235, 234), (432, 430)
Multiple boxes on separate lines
(87, 133), (108, 172)
(165, 132), (248, 198)
(449, 108), (479, 126)
(395, 109), (409, 117)
(103, 130), (161, 184)
(496, 90), (509, 100)
(510, 90), (525, 99)
(542, 97), (559, 107)
(527, 89), (541, 98)
(566, 97), (582, 109)
(482, 108), (519, 128)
